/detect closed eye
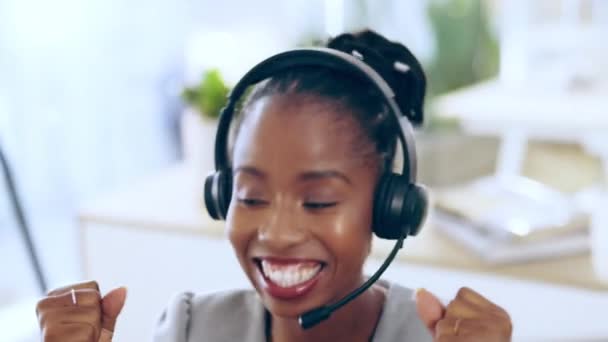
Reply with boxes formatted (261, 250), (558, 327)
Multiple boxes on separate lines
(303, 202), (338, 210)
(237, 198), (268, 207)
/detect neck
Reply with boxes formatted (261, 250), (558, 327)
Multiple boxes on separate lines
(269, 281), (386, 342)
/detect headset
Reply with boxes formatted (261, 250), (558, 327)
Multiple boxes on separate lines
(203, 47), (429, 329)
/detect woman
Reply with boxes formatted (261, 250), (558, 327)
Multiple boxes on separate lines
(36, 30), (512, 342)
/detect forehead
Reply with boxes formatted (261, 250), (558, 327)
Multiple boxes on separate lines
(232, 95), (359, 171)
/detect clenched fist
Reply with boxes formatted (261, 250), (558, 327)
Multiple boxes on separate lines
(415, 287), (512, 342)
(36, 281), (127, 342)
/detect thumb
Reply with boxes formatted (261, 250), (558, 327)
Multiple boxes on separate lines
(100, 287), (127, 332)
(415, 288), (445, 334)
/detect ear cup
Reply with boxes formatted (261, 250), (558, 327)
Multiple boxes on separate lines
(216, 169), (233, 219)
(204, 172), (222, 220)
(372, 174), (428, 239)
(403, 183), (429, 236)
(204, 170), (233, 220)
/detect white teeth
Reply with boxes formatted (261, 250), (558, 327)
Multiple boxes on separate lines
(260, 260), (322, 288)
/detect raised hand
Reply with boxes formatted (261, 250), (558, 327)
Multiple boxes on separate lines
(415, 287), (512, 342)
(36, 281), (127, 342)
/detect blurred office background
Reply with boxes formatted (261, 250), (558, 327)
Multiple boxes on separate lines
(1, 0), (607, 340)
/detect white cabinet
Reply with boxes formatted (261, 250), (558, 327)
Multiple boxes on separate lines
(84, 223), (249, 341)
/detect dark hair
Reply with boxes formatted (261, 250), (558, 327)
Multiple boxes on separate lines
(235, 29), (426, 173)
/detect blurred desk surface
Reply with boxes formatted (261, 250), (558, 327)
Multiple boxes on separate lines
(78, 163), (608, 291)
(433, 79), (608, 141)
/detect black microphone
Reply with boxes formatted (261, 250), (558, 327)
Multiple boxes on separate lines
(298, 236), (405, 329)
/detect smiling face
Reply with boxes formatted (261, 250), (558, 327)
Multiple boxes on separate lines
(227, 94), (380, 318)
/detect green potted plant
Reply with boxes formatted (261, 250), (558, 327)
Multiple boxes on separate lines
(416, 0), (500, 186)
(180, 69), (230, 173)
(182, 69), (230, 121)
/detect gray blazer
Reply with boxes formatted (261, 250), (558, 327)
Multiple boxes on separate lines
(153, 281), (432, 341)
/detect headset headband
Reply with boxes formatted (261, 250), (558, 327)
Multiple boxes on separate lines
(213, 47), (418, 183)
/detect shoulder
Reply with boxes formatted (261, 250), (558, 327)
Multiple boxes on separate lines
(373, 282), (432, 342)
(153, 289), (266, 342)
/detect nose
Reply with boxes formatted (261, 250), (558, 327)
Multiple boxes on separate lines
(257, 201), (307, 251)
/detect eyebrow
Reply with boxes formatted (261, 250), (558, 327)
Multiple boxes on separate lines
(233, 166), (266, 178)
(299, 170), (352, 185)
(233, 167), (352, 185)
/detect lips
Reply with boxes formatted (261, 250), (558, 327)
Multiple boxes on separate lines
(254, 257), (326, 300)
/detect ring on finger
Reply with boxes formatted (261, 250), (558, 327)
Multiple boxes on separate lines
(71, 288), (77, 305)
(453, 318), (462, 335)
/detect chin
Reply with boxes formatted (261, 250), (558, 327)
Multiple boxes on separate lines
(261, 296), (315, 319)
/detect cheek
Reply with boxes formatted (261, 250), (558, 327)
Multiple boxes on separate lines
(319, 194), (375, 271)
(226, 206), (254, 263)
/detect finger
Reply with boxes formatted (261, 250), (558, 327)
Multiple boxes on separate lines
(100, 287), (127, 332)
(437, 318), (496, 342)
(455, 287), (493, 308)
(414, 288), (445, 333)
(47, 280), (100, 297)
(42, 322), (97, 342)
(435, 317), (462, 338)
(99, 328), (113, 342)
(435, 336), (455, 342)
(39, 306), (101, 339)
(455, 287), (512, 321)
(38, 289), (101, 313)
(445, 297), (481, 319)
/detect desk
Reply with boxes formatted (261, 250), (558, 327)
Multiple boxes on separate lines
(78, 163), (608, 341)
(79, 163), (608, 291)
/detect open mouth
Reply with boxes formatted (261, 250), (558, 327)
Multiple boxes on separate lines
(253, 258), (326, 299)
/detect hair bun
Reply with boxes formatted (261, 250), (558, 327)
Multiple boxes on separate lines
(326, 29), (426, 125)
